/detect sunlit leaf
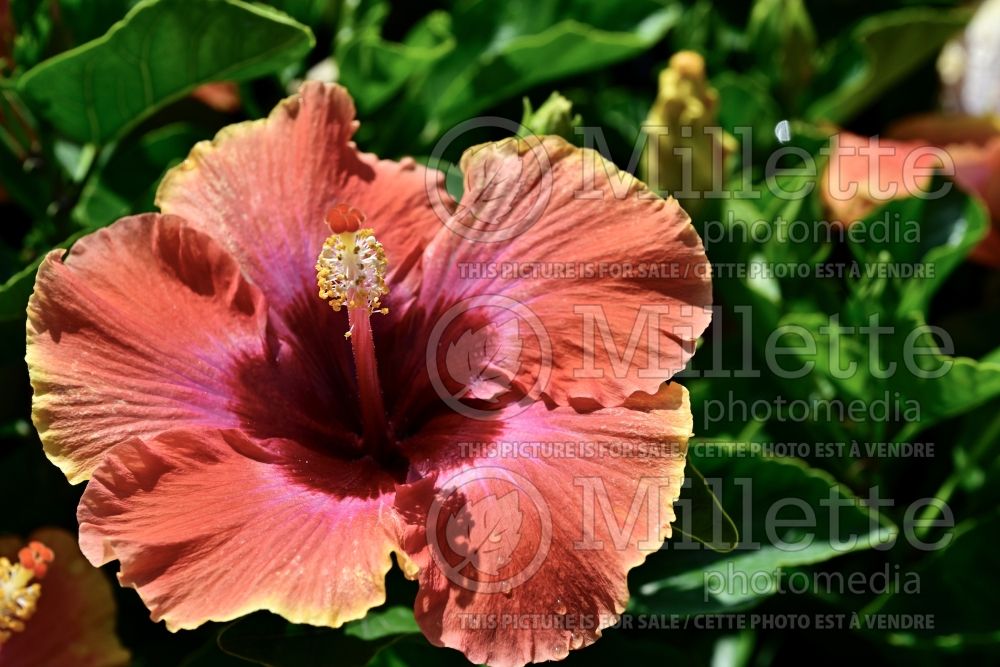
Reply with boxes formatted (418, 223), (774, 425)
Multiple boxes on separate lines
(74, 123), (208, 228)
(632, 447), (896, 614)
(218, 610), (419, 667)
(18, 0), (314, 144)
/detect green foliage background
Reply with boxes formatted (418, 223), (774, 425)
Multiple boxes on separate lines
(1, 0), (999, 665)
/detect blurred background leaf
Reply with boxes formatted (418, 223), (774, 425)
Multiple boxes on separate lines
(807, 7), (970, 124)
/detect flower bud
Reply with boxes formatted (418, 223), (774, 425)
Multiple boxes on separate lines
(641, 51), (733, 211)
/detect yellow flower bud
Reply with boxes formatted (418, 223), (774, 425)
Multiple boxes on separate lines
(641, 51), (733, 211)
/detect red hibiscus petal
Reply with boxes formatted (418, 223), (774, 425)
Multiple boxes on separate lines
(28, 214), (360, 483)
(413, 137), (712, 411)
(954, 137), (1000, 267)
(156, 81), (453, 427)
(826, 125), (1000, 267)
(821, 132), (942, 224)
(156, 81), (449, 327)
(26, 214), (287, 482)
(0, 528), (129, 667)
(887, 114), (1000, 224)
(888, 113), (1000, 147)
(951, 137), (1000, 215)
(396, 382), (691, 667)
(78, 429), (413, 631)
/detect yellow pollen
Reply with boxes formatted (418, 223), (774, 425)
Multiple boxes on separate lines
(316, 226), (389, 323)
(0, 558), (42, 645)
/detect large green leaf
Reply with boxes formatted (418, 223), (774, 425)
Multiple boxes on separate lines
(18, 0), (314, 144)
(673, 461), (740, 553)
(847, 180), (990, 318)
(342, 0), (682, 150)
(268, 0), (332, 26)
(784, 309), (1000, 442)
(55, 0), (138, 45)
(865, 512), (1000, 646)
(807, 8), (970, 123)
(218, 608), (420, 667)
(631, 445), (896, 615)
(343, 606), (420, 642)
(824, 182), (1000, 437)
(336, 6), (454, 116)
(885, 321), (1000, 441)
(419, 1), (682, 133)
(74, 123), (208, 228)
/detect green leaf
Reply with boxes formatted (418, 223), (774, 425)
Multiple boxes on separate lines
(336, 7), (454, 116)
(0, 230), (86, 321)
(342, 606), (419, 642)
(344, 0), (682, 151)
(74, 123), (208, 228)
(711, 632), (756, 667)
(18, 0), (314, 144)
(807, 8), (970, 124)
(673, 461), (740, 553)
(823, 182), (1000, 436)
(631, 445), (896, 614)
(785, 310), (1000, 441)
(865, 511), (1000, 646)
(420, 1), (683, 135)
(848, 180), (989, 318)
(55, 0), (138, 45)
(885, 321), (1000, 439)
(218, 610), (418, 667)
(268, 0), (332, 26)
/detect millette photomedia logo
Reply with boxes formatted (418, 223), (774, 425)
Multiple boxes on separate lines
(426, 294), (553, 420)
(426, 467), (553, 594)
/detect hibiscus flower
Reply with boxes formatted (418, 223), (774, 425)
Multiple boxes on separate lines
(821, 117), (1000, 267)
(887, 114), (1000, 266)
(0, 528), (129, 667)
(26, 83), (711, 666)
